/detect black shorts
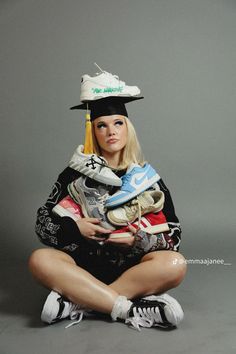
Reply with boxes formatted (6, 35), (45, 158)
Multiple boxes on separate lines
(67, 242), (144, 285)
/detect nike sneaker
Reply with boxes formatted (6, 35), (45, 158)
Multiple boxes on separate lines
(80, 63), (141, 102)
(107, 190), (165, 226)
(109, 211), (170, 239)
(126, 293), (184, 330)
(69, 145), (122, 187)
(52, 195), (84, 221)
(105, 163), (160, 208)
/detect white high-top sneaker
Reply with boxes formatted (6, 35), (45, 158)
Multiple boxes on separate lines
(80, 63), (141, 102)
(69, 145), (122, 187)
(41, 291), (88, 328)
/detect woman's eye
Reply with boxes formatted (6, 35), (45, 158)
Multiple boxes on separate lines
(115, 121), (124, 126)
(97, 123), (106, 129)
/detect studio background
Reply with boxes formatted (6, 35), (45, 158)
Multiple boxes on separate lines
(1, 1), (235, 353)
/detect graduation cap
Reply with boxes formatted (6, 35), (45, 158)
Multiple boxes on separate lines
(70, 96), (144, 154)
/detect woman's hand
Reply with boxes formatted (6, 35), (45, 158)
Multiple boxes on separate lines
(76, 217), (112, 242)
(104, 224), (138, 247)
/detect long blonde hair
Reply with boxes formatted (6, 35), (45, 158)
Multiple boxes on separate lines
(92, 117), (145, 169)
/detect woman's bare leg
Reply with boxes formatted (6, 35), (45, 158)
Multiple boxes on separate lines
(110, 251), (187, 298)
(29, 248), (186, 314)
(29, 248), (118, 314)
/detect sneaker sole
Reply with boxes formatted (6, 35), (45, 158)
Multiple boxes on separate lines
(80, 93), (141, 102)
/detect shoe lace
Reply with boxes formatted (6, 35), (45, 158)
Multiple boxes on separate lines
(121, 172), (133, 188)
(85, 155), (108, 169)
(97, 190), (109, 207)
(124, 199), (142, 229)
(65, 304), (86, 329)
(125, 305), (162, 331)
(94, 62), (124, 84)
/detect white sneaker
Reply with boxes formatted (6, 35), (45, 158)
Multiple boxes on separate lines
(41, 291), (87, 327)
(69, 145), (122, 186)
(80, 63), (141, 102)
(107, 190), (165, 226)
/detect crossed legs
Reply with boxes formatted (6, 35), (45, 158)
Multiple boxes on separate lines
(28, 248), (187, 314)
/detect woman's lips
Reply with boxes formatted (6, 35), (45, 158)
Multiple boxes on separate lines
(107, 139), (119, 144)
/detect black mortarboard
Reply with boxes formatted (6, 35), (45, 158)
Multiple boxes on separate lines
(70, 96), (144, 121)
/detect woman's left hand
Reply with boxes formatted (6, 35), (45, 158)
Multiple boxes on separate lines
(104, 224), (138, 247)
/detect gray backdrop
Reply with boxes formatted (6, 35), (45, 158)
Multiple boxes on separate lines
(1, 0), (235, 264)
(1, 1), (236, 353)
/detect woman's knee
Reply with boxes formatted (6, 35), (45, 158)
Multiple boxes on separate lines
(168, 252), (187, 286)
(28, 248), (75, 278)
(142, 250), (187, 287)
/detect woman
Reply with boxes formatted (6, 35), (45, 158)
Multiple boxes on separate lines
(29, 96), (187, 330)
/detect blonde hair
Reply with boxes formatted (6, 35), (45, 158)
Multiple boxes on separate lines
(92, 116), (145, 169)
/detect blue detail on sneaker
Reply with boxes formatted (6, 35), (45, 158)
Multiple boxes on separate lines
(105, 163), (160, 208)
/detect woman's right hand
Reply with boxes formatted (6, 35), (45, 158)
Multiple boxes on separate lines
(75, 217), (112, 241)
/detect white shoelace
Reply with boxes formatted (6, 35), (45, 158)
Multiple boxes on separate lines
(94, 62), (124, 84)
(65, 304), (87, 329)
(125, 306), (163, 331)
(123, 194), (152, 228)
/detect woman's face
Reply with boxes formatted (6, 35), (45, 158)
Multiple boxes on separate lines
(93, 115), (128, 155)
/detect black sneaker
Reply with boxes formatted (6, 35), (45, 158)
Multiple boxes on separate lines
(126, 293), (184, 330)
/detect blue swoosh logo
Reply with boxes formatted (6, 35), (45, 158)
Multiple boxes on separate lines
(135, 174), (148, 185)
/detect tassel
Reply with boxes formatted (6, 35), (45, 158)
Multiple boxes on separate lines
(83, 110), (93, 154)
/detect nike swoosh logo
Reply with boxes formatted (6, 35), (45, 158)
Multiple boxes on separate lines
(135, 174), (148, 185)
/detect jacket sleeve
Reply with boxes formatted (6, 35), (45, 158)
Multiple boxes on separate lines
(35, 167), (84, 251)
(133, 178), (182, 254)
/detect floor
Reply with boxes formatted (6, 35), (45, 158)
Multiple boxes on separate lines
(0, 250), (235, 354)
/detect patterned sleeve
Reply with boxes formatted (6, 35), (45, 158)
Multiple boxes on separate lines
(133, 178), (182, 254)
(35, 167), (83, 251)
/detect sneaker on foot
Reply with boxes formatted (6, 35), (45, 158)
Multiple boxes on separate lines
(107, 190), (165, 226)
(68, 176), (115, 231)
(41, 291), (86, 327)
(126, 293), (184, 330)
(69, 145), (122, 187)
(80, 63), (141, 102)
(105, 163), (160, 208)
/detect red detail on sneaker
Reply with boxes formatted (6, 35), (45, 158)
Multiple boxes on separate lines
(109, 211), (170, 239)
(52, 195), (84, 221)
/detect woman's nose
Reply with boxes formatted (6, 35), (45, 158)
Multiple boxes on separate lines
(108, 125), (116, 136)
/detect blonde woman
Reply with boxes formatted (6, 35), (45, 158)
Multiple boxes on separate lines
(29, 96), (187, 330)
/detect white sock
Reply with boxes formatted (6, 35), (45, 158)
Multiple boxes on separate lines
(111, 296), (133, 321)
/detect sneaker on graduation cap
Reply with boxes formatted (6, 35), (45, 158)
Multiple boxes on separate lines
(80, 63), (141, 102)
(105, 163), (160, 208)
(41, 291), (88, 328)
(69, 145), (122, 187)
(107, 190), (165, 226)
(125, 293), (184, 331)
